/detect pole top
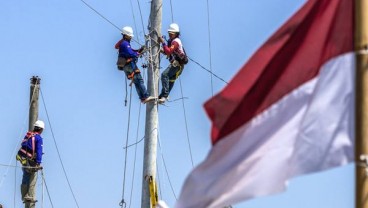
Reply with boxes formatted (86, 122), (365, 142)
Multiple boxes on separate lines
(30, 76), (41, 84)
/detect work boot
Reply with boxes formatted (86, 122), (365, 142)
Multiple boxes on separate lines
(142, 96), (155, 104)
(23, 196), (34, 202)
(158, 97), (167, 104)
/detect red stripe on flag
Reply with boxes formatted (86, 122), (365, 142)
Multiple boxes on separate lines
(204, 0), (353, 145)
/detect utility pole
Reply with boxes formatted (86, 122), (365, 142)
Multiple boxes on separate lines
(26, 76), (40, 208)
(141, 0), (162, 207)
(29, 76), (41, 132)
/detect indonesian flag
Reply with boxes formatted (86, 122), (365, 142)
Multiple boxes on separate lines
(176, 0), (354, 207)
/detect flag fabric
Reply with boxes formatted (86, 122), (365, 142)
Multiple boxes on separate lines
(176, 0), (354, 207)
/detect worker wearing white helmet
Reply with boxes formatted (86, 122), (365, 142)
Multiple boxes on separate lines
(17, 120), (45, 205)
(158, 23), (188, 104)
(115, 26), (154, 104)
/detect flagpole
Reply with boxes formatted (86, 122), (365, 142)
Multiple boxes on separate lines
(355, 0), (368, 208)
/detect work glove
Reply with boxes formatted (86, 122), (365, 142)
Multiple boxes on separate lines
(158, 36), (165, 44)
(139, 45), (146, 53)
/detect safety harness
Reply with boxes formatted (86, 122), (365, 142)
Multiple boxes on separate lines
(16, 132), (37, 166)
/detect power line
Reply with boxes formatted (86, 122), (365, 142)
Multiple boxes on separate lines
(206, 0), (214, 96)
(169, 0), (174, 22)
(179, 78), (194, 167)
(79, 0), (121, 31)
(188, 56), (228, 84)
(40, 170), (55, 208)
(40, 89), (80, 208)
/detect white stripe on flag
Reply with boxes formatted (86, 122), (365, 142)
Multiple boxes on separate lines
(176, 52), (355, 208)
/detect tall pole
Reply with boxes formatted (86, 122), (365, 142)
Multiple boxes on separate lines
(29, 76), (41, 131)
(142, 0), (162, 207)
(26, 76), (40, 208)
(355, 0), (368, 208)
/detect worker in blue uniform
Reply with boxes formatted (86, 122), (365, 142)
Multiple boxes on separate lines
(115, 26), (155, 104)
(17, 120), (45, 207)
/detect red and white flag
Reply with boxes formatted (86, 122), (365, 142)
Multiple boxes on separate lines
(176, 0), (354, 207)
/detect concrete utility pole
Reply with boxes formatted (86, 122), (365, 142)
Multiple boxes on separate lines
(141, 0), (162, 207)
(29, 76), (41, 131)
(26, 76), (40, 208)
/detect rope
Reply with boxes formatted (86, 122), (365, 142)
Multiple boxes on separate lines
(40, 89), (80, 208)
(178, 78), (194, 167)
(40, 170), (55, 208)
(42, 171), (44, 208)
(13, 163), (17, 208)
(124, 75), (128, 106)
(188, 56), (228, 84)
(206, 0), (214, 96)
(128, 100), (144, 208)
(120, 85), (133, 208)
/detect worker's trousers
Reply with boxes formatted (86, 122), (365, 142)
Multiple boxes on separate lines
(160, 63), (184, 98)
(122, 63), (149, 100)
(21, 168), (37, 208)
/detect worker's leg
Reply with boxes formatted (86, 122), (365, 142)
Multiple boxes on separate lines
(160, 64), (183, 98)
(21, 168), (30, 201)
(133, 73), (149, 100)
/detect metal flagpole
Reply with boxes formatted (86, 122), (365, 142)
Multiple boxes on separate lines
(355, 0), (368, 208)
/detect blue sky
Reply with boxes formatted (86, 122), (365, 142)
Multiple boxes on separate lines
(0, 0), (354, 207)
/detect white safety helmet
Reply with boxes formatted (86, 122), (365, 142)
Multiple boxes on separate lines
(168, 23), (179, 33)
(121, 26), (134, 37)
(34, 120), (45, 129)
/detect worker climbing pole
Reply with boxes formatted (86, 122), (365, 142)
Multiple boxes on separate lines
(115, 26), (155, 104)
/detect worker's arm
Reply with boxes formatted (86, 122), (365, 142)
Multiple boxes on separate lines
(162, 41), (179, 55)
(121, 41), (139, 58)
(35, 136), (43, 164)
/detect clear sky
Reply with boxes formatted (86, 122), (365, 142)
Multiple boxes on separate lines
(0, 0), (354, 208)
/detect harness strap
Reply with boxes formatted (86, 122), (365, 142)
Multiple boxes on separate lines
(20, 148), (34, 159)
(31, 136), (35, 158)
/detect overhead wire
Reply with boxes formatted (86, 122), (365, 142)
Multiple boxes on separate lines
(168, 0), (194, 167)
(188, 56), (228, 84)
(136, 0), (147, 33)
(40, 170), (55, 208)
(78, 0), (144, 46)
(178, 78), (194, 167)
(206, 0), (214, 96)
(79, 0), (121, 31)
(169, 0), (174, 23)
(77, 0), (227, 84)
(157, 124), (177, 200)
(40, 88), (80, 208)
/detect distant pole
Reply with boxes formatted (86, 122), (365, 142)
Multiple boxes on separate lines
(141, 0), (162, 207)
(355, 0), (368, 208)
(29, 76), (41, 131)
(26, 76), (40, 208)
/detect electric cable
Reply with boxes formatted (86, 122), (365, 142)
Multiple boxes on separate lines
(40, 88), (80, 208)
